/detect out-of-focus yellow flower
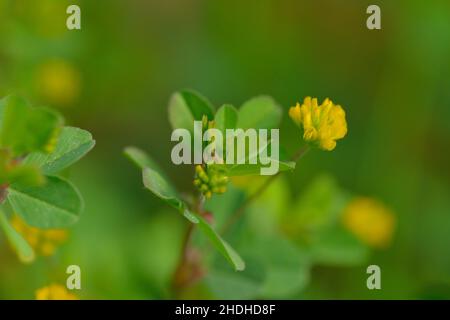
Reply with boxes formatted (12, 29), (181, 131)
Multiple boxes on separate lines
(289, 97), (347, 151)
(35, 284), (78, 300)
(11, 215), (68, 257)
(35, 59), (81, 107)
(342, 197), (396, 248)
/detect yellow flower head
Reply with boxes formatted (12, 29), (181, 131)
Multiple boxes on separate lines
(342, 197), (396, 248)
(35, 284), (78, 300)
(289, 97), (347, 151)
(11, 215), (68, 257)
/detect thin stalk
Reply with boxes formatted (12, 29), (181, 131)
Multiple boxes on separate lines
(171, 195), (204, 294)
(0, 184), (9, 204)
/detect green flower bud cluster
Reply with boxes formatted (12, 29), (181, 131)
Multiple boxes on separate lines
(193, 165), (228, 199)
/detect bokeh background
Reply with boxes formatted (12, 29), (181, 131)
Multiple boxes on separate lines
(1, 0), (450, 299)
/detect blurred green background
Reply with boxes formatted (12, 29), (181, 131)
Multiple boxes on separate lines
(1, 0), (450, 299)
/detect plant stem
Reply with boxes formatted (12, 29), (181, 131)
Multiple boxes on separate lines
(171, 195), (204, 294)
(220, 145), (310, 234)
(0, 184), (9, 204)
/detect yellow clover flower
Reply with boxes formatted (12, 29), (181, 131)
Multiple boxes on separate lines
(342, 197), (396, 248)
(35, 284), (78, 300)
(11, 215), (68, 257)
(289, 97), (347, 151)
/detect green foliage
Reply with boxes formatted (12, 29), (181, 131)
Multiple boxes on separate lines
(168, 89), (215, 133)
(0, 210), (35, 263)
(309, 226), (369, 266)
(8, 176), (83, 228)
(225, 158), (295, 177)
(290, 175), (344, 232)
(125, 90), (372, 299)
(0, 95), (63, 156)
(126, 91), (301, 272)
(203, 182), (311, 299)
(125, 146), (245, 271)
(214, 104), (238, 132)
(237, 96), (282, 129)
(0, 94), (94, 261)
(24, 126), (95, 175)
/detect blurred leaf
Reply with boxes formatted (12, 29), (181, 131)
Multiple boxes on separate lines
(214, 104), (238, 132)
(6, 164), (45, 187)
(237, 96), (282, 129)
(168, 90), (215, 132)
(0, 150), (44, 186)
(310, 226), (370, 266)
(0, 95), (62, 156)
(240, 235), (311, 298)
(288, 175), (346, 234)
(245, 177), (291, 235)
(7, 176), (82, 228)
(204, 184), (245, 228)
(205, 254), (264, 299)
(0, 210), (35, 263)
(127, 211), (185, 298)
(24, 126), (95, 175)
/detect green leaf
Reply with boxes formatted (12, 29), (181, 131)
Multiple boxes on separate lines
(214, 104), (238, 133)
(128, 148), (245, 271)
(0, 210), (35, 263)
(237, 96), (282, 129)
(24, 126), (95, 175)
(124, 146), (165, 173)
(126, 147), (175, 202)
(209, 135), (295, 177)
(142, 168), (184, 209)
(0, 95), (63, 156)
(7, 176), (83, 228)
(0, 151), (44, 187)
(226, 159), (295, 176)
(168, 90), (215, 132)
(142, 169), (245, 270)
(125, 147), (177, 202)
(193, 211), (245, 271)
(142, 167), (184, 211)
(6, 164), (45, 187)
(179, 90), (215, 120)
(225, 138), (295, 176)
